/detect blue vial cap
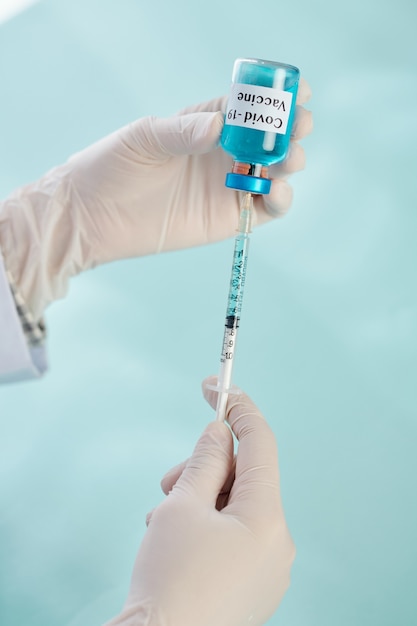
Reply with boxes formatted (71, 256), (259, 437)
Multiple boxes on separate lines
(225, 173), (271, 195)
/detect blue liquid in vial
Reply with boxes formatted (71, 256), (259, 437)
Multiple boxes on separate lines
(221, 59), (300, 168)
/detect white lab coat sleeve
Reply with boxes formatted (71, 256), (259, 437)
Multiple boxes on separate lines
(0, 251), (48, 383)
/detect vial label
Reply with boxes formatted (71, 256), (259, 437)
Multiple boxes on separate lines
(225, 83), (293, 135)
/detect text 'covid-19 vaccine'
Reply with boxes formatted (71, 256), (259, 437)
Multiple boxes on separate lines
(221, 57), (300, 195)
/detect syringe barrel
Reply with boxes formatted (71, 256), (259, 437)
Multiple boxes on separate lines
(215, 223), (251, 422)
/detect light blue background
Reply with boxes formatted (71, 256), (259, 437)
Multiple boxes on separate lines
(1, 1), (416, 624)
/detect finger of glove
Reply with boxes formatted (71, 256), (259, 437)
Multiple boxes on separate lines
(215, 456), (236, 511)
(162, 457), (237, 510)
(252, 179), (294, 222)
(296, 77), (312, 105)
(268, 142), (306, 180)
(291, 106), (313, 140)
(160, 459), (188, 495)
(130, 110), (224, 159)
(145, 507), (156, 527)
(172, 421), (234, 506)
(202, 377), (280, 504)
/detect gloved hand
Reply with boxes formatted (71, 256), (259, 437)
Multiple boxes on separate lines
(105, 377), (295, 626)
(0, 82), (312, 321)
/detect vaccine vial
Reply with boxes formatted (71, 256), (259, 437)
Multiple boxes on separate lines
(221, 58), (300, 195)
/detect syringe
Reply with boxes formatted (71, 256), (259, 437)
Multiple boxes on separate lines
(215, 191), (254, 422)
(215, 59), (300, 420)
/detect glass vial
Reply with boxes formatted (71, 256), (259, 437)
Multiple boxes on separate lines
(220, 58), (300, 195)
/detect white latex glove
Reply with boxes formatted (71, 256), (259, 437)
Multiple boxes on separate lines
(105, 377), (295, 626)
(0, 82), (312, 321)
